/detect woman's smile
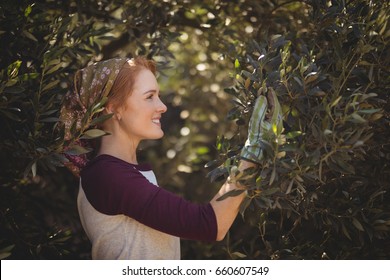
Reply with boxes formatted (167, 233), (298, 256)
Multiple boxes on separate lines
(152, 118), (161, 126)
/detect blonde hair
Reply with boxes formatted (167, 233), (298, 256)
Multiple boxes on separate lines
(108, 57), (156, 108)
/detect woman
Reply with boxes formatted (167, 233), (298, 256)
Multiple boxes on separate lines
(60, 57), (281, 259)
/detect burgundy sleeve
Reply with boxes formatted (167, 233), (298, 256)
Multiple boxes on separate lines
(80, 156), (217, 242)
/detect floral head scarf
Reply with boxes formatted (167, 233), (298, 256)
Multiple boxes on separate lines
(60, 57), (130, 176)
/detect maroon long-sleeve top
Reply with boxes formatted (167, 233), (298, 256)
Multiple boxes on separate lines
(80, 154), (218, 241)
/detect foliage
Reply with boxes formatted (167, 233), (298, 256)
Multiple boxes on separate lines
(0, 0), (179, 259)
(208, 0), (390, 259)
(0, 0), (389, 259)
(0, 0), (89, 259)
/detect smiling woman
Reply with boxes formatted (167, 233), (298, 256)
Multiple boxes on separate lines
(101, 68), (167, 161)
(60, 56), (272, 260)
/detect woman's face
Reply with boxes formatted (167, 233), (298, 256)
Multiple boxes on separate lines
(116, 68), (167, 142)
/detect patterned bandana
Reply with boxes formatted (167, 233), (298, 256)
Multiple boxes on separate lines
(60, 57), (130, 176)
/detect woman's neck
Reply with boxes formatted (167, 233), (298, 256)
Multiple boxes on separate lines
(98, 133), (139, 165)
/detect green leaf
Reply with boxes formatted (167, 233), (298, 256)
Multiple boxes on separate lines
(231, 251), (247, 258)
(89, 113), (114, 126)
(92, 97), (109, 112)
(352, 218), (364, 231)
(234, 58), (240, 69)
(5, 79), (18, 87)
(80, 129), (108, 139)
(358, 108), (381, 114)
(204, 159), (221, 168)
(207, 166), (228, 182)
(330, 96), (342, 108)
(216, 189), (246, 201)
(349, 113), (366, 124)
(286, 131), (302, 139)
(45, 63), (62, 75)
(65, 144), (91, 156)
(304, 72), (318, 84)
(45, 59), (61, 68)
(224, 87), (239, 97)
(269, 166), (276, 185)
(31, 162), (37, 177)
(261, 187), (279, 196)
(0, 244), (15, 252)
(239, 196), (251, 217)
(22, 30), (38, 41)
(293, 76), (303, 87)
(42, 80), (60, 92)
(0, 252), (12, 259)
(19, 72), (40, 81)
(24, 5), (32, 17)
(308, 86), (326, 96)
(41, 109), (58, 116)
(3, 86), (25, 94)
(341, 223), (352, 240)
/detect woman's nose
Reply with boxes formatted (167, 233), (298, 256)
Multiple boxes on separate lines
(157, 97), (167, 113)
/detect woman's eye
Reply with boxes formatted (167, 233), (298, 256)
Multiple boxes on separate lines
(147, 94), (153, 99)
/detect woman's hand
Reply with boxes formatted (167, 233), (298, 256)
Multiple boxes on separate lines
(240, 87), (283, 164)
(210, 160), (255, 241)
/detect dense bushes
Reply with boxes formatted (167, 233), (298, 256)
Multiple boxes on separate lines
(210, 0), (390, 259)
(0, 0), (389, 259)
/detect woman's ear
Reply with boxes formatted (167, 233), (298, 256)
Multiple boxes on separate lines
(105, 102), (121, 121)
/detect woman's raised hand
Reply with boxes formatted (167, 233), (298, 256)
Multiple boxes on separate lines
(240, 87), (283, 164)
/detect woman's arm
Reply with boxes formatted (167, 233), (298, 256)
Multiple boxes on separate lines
(211, 88), (282, 241)
(210, 160), (256, 241)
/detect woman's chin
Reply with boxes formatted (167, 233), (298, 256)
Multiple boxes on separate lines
(150, 131), (164, 140)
